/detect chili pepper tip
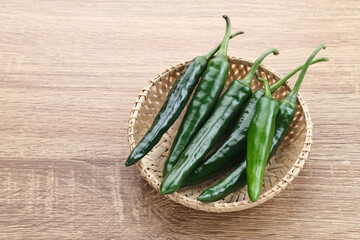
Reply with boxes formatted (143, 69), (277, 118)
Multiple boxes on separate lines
(197, 193), (212, 203)
(160, 182), (175, 195)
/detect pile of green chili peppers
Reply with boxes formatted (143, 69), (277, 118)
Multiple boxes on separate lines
(125, 15), (328, 203)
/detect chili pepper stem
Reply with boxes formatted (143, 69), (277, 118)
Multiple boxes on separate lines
(286, 44), (326, 104)
(216, 15), (231, 59)
(256, 75), (271, 97)
(269, 57), (328, 93)
(230, 31), (245, 39)
(240, 48), (279, 86)
(203, 31), (244, 61)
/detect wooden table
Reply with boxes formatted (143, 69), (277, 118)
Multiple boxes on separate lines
(1, 0), (359, 239)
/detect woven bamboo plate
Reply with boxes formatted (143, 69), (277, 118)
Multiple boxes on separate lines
(127, 57), (312, 213)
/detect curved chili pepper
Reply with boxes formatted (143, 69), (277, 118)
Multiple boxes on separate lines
(161, 16), (237, 174)
(125, 28), (244, 166)
(272, 44), (326, 152)
(160, 48), (279, 194)
(197, 45), (326, 203)
(181, 57), (328, 187)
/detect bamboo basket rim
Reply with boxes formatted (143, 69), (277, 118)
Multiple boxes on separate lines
(127, 56), (313, 213)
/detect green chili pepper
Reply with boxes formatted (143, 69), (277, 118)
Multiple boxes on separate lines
(125, 28), (244, 167)
(160, 48), (279, 195)
(182, 57), (328, 187)
(197, 160), (247, 203)
(161, 15), (236, 175)
(246, 73), (280, 202)
(271, 44), (326, 153)
(197, 45), (326, 203)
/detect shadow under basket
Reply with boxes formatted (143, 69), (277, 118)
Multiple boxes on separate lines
(127, 57), (313, 213)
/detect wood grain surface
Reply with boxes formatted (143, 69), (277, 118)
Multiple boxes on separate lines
(1, 0), (359, 239)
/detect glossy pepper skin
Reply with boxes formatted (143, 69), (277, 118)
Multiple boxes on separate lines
(181, 57), (328, 187)
(247, 77), (279, 202)
(197, 161), (247, 202)
(161, 80), (251, 194)
(125, 29), (244, 167)
(197, 45), (326, 203)
(161, 16), (241, 175)
(160, 51), (280, 194)
(160, 15), (243, 194)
